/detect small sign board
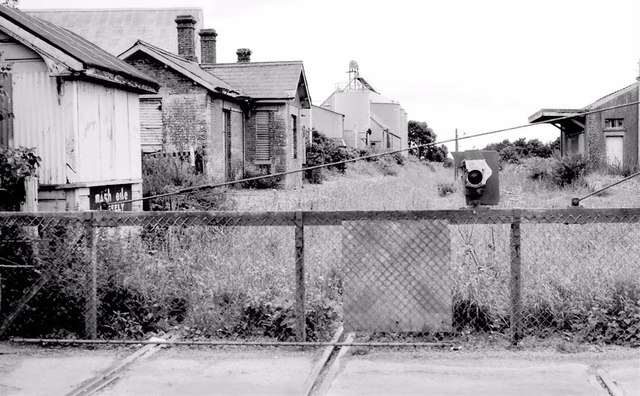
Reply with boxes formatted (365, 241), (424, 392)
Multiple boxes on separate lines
(89, 184), (132, 211)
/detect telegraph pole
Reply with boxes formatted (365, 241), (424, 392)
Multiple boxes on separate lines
(454, 128), (459, 179)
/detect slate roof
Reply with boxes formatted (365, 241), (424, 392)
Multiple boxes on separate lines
(25, 8), (203, 57)
(203, 61), (309, 102)
(529, 81), (639, 122)
(583, 82), (639, 110)
(1, 6), (157, 90)
(120, 40), (243, 96)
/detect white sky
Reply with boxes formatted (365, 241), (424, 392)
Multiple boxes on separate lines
(19, 0), (640, 151)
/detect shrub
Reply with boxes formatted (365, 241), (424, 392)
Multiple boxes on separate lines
(142, 154), (233, 210)
(551, 154), (587, 187)
(305, 130), (355, 183)
(498, 146), (522, 164)
(485, 137), (558, 164)
(437, 182), (456, 197)
(0, 147), (40, 210)
(241, 163), (284, 189)
(522, 157), (554, 181)
(442, 158), (453, 168)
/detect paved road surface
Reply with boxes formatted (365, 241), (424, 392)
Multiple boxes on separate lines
(0, 343), (637, 396)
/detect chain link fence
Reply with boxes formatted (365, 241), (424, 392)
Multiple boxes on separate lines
(1, 209), (638, 345)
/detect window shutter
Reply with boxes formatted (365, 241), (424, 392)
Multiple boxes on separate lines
(140, 98), (163, 152)
(256, 111), (271, 162)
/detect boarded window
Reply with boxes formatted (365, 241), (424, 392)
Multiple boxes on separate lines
(292, 114), (298, 160)
(256, 111), (271, 162)
(140, 98), (163, 153)
(605, 135), (624, 166)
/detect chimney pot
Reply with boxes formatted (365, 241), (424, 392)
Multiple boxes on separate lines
(198, 28), (217, 64)
(175, 15), (197, 62)
(236, 48), (252, 63)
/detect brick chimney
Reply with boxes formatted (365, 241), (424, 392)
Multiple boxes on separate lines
(236, 48), (252, 63)
(198, 29), (217, 64)
(175, 15), (197, 62)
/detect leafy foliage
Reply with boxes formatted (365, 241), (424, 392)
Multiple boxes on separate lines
(551, 154), (588, 187)
(408, 120), (449, 162)
(485, 137), (559, 164)
(521, 154), (588, 187)
(304, 129), (356, 183)
(240, 163), (284, 189)
(141, 154), (232, 210)
(0, 147), (40, 210)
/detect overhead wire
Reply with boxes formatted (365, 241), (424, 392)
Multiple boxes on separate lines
(114, 100), (640, 207)
(572, 171), (640, 206)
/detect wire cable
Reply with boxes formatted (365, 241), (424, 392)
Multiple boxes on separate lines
(572, 171), (640, 206)
(112, 100), (639, 206)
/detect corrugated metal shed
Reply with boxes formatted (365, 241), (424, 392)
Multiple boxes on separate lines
(1, 6), (158, 90)
(25, 8), (203, 58)
(204, 61), (307, 100)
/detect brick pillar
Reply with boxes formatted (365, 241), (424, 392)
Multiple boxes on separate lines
(236, 48), (252, 63)
(175, 15), (197, 62)
(198, 29), (217, 64)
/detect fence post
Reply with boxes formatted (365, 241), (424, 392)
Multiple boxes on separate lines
(294, 211), (306, 342)
(510, 209), (522, 345)
(20, 176), (38, 212)
(84, 213), (98, 339)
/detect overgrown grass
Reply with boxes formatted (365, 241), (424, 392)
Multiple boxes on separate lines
(4, 155), (637, 345)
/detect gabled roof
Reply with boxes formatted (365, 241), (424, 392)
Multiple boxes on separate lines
(529, 81), (639, 124)
(0, 6), (157, 93)
(203, 61), (311, 107)
(25, 8), (204, 57)
(583, 82), (639, 110)
(119, 40), (244, 97)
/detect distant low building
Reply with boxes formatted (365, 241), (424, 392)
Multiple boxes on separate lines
(529, 81), (639, 170)
(301, 105), (345, 147)
(0, 6), (158, 211)
(320, 61), (408, 155)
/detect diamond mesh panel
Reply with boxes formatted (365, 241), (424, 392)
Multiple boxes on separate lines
(342, 220), (451, 332)
(1, 209), (638, 345)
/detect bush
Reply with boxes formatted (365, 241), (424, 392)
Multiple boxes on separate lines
(522, 157), (554, 181)
(485, 137), (559, 165)
(0, 147), (40, 210)
(551, 154), (587, 187)
(437, 182), (456, 197)
(241, 163), (283, 189)
(521, 155), (588, 188)
(305, 130), (355, 184)
(142, 155), (233, 210)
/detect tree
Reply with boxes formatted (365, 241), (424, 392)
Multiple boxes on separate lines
(408, 120), (448, 162)
(1, 0), (19, 7)
(484, 137), (560, 163)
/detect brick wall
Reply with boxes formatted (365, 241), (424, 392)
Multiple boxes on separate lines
(126, 54), (205, 95)
(243, 102), (303, 188)
(126, 53), (220, 179)
(586, 85), (639, 170)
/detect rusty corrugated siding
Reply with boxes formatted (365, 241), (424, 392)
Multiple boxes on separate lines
(12, 71), (67, 185)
